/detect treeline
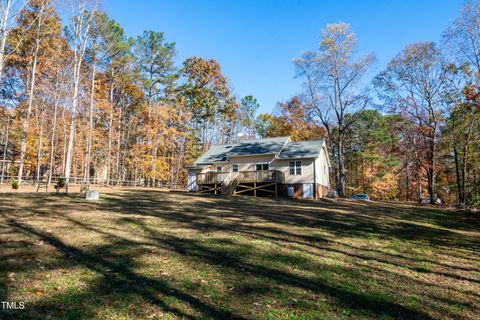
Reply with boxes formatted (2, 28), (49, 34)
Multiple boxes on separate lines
(0, 0), (259, 187)
(257, 1), (480, 206)
(1, 0), (479, 206)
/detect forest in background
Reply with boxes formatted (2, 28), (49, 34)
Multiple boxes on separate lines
(0, 0), (479, 206)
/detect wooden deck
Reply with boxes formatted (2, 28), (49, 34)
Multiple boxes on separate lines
(196, 170), (284, 197)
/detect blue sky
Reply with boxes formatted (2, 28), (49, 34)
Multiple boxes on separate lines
(103, 0), (463, 113)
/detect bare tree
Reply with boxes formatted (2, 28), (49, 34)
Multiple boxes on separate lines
(374, 42), (447, 204)
(443, 0), (480, 73)
(294, 22), (375, 197)
(17, 0), (46, 183)
(0, 0), (27, 81)
(63, 0), (96, 182)
(443, 0), (480, 206)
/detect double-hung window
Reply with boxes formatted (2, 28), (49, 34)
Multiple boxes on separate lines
(289, 161), (302, 175)
(255, 163), (269, 171)
(232, 164), (239, 172)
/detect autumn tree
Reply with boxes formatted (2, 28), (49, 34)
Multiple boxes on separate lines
(442, 0), (480, 206)
(63, 0), (96, 183)
(133, 30), (177, 185)
(374, 42), (447, 204)
(5, 0), (64, 183)
(182, 57), (234, 150)
(294, 22), (375, 197)
(343, 110), (402, 200)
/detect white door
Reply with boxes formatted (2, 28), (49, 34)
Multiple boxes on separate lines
(188, 172), (197, 192)
(303, 184), (313, 199)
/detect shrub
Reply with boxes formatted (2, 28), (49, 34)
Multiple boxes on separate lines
(11, 179), (19, 190)
(57, 178), (66, 187)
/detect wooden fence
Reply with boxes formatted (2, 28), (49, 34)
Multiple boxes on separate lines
(0, 175), (186, 190)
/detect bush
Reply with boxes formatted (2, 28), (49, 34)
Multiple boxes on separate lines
(11, 179), (19, 190)
(57, 178), (66, 187)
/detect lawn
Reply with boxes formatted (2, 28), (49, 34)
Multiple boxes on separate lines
(0, 190), (479, 319)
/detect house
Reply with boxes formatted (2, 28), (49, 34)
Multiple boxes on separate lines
(187, 136), (330, 199)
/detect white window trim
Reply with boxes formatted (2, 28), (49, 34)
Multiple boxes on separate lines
(289, 160), (302, 176)
(232, 163), (239, 172)
(254, 162), (269, 171)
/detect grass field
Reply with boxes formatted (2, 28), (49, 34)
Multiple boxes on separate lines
(1, 190), (479, 319)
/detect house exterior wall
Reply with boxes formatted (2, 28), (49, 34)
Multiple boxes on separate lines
(314, 147), (330, 187)
(226, 156), (320, 186)
(228, 155), (276, 172)
(271, 159), (315, 184)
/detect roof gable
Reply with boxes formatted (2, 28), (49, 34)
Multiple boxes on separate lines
(277, 139), (325, 159)
(227, 136), (289, 157)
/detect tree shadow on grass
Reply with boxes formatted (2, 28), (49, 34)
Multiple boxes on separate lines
(1, 191), (479, 319)
(4, 215), (437, 320)
(3, 218), (247, 320)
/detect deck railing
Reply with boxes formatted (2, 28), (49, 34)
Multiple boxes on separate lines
(196, 172), (230, 185)
(197, 170), (284, 185)
(236, 170), (284, 184)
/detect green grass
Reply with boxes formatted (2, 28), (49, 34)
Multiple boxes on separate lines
(0, 190), (479, 319)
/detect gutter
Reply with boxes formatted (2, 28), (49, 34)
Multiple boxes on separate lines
(313, 157), (317, 199)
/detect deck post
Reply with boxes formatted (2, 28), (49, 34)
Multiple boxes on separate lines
(214, 183), (217, 195)
(254, 182), (256, 197)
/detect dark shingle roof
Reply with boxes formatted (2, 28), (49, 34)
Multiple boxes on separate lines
(194, 137), (325, 165)
(194, 137), (289, 164)
(277, 139), (325, 159)
(227, 136), (289, 156)
(194, 145), (232, 164)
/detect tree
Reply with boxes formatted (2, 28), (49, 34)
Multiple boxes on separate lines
(63, 0), (96, 182)
(237, 95), (259, 139)
(255, 113), (285, 139)
(273, 96), (325, 141)
(443, 0), (480, 206)
(83, 11), (129, 181)
(374, 42), (447, 204)
(294, 22), (375, 197)
(343, 110), (401, 200)
(443, 0), (480, 73)
(7, 0), (62, 183)
(133, 30), (177, 185)
(182, 57), (233, 150)
(0, 0), (26, 82)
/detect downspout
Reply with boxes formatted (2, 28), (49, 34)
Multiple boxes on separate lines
(313, 157), (317, 199)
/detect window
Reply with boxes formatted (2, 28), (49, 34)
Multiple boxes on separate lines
(216, 166), (223, 172)
(289, 161), (302, 175)
(232, 164), (239, 172)
(255, 163), (269, 171)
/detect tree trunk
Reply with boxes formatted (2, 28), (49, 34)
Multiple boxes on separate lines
(64, 73), (79, 181)
(453, 145), (464, 205)
(336, 137), (346, 197)
(0, 0), (12, 83)
(48, 96), (58, 184)
(18, 36), (40, 183)
(61, 107), (67, 174)
(84, 63), (96, 182)
(1, 114), (10, 184)
(427, 136), (437, 204)
(106, 69), (114, 185)
(36, 109), (45, 183)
